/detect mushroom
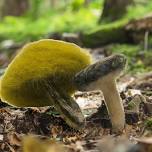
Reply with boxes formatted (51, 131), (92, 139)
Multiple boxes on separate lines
(0, 39), (92, 130)
(74, 54), (127, 132)
(0, 39), (127, 132)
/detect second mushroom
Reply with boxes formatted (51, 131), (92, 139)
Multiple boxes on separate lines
(74, 54), (127, 133)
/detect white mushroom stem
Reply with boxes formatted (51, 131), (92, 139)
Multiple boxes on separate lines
(100, 79), (125, 132)
(85, 73), (125, 132)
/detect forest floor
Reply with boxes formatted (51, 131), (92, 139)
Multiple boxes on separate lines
(0, 46), (152, 152)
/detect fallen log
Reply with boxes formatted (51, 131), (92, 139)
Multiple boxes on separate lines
(81, 15), (152, 48)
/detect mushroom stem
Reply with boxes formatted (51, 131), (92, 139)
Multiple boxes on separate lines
(101, 79), (125, 132)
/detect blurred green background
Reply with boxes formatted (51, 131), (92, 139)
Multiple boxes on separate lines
(0, 0), (152, 73)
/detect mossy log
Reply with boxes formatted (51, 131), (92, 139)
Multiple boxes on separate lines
(81, 15), (152, 48)
(81, 20), (129, 48)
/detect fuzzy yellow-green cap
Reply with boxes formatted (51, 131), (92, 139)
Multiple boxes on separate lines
(0, 39), (92, 107)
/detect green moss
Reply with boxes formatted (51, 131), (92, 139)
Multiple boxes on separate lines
(107, 44), (152, 73)
(126, 3), (152, 20)
(82, 19), (129, 47)
(0, 7), (99, 42)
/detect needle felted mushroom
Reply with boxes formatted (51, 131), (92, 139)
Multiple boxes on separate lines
(74, 54), (127, 132)
(0, 39), (92, 129)
(0, 39), (127, 132)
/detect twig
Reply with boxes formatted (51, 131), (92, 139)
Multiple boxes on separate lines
(144, 31), (149, 51)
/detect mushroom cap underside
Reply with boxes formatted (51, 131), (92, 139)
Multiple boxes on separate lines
(0, 39), (91, 107)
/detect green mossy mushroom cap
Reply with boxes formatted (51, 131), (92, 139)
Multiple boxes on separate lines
(0, 39), (91, 107)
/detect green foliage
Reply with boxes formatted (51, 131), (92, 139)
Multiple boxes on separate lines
(127, 102), (136, 110)
(0, 6), (99, 42)
(29, 0), (42, 19)
(108, 44), (140, 57)
(0, 1), (152, 43)
(126, 2), (152, 20)
(71, 0), (85, 11)
(89, 0), (103, 9)
(145, 118), (152, 130)
(50, 8), (98, 33)
(108, 44), (152, 73)
(0, 16), (48, 42)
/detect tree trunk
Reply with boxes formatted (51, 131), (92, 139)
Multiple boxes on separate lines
(99, 0), (134, 23)
(0, 0), (29, 18)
